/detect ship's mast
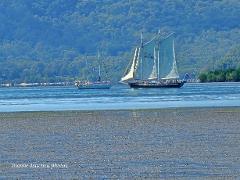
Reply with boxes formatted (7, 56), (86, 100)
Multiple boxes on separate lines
(85, 55), (89, 81)
(97, 50), (101, 82)
(157, 30), (161, 80)
(140, 32), (143, 80)
(157, 47), (160, 80)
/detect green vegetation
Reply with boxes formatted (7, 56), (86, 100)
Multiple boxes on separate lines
(0, 0), (240, 83)
(199, 68), (240, 82)
(199, 45), (240, 82)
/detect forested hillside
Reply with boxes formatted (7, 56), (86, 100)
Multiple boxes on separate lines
(0, 0), (240, 83)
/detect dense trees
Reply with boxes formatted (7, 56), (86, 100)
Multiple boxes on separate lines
(199, 46), (240, 82)
(199, 68), (240, 83)
(0, 0), (240, 83)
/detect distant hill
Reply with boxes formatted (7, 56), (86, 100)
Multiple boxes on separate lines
(0, 0), (240, 83)
(214, 45), (240, 70)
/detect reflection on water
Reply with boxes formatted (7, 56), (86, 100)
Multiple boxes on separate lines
(0, 82), (240, 112)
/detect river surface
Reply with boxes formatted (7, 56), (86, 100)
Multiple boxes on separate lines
(1, 83), (240, 178)
(0, 82), (240, 112)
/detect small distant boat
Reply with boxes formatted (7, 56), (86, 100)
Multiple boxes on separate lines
(120, 31), (185, 88)
(75, 51), (112, 89)
(75, 80), (111, 89)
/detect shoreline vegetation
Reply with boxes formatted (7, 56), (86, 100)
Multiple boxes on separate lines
(0, 81), (74, 87)
(2, 78), (240, 87)
(199, 67), (240, 83)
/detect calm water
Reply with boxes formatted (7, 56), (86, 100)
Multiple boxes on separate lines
(1, 83), (240, 178)
(1, 82), (240, 112)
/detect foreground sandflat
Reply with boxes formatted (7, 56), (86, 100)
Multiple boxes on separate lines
(1, 107), (240, 179)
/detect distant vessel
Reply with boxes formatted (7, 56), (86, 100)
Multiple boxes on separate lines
(75, 80), (111, 89)
(76, 52), (111, 89)
(121, 31), (185, 88)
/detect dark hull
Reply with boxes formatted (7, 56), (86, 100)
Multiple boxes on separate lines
(128, 81), (185, 88)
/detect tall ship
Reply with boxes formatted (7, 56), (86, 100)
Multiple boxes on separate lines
(75, 52), (111, 89)
(121, 31), (185, 88)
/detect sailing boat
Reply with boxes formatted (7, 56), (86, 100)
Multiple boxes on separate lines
(75, 52), (111, 89)
(121, 31), (185, 88)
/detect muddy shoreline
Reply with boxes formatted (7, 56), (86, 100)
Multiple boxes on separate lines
(1, 107), (240, 178)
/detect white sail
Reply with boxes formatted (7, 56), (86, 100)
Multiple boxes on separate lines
(148, 47), (158, 80)
(163, 40), (179, 79)
(121, 47), (139, 82)
(157, 34), (179, 79)
(140, 36), (156, 80)
(121, 32), (180, 83)
(135, 47), (140, 76)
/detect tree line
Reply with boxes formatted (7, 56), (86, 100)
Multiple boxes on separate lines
(199, 68), (240, 82)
